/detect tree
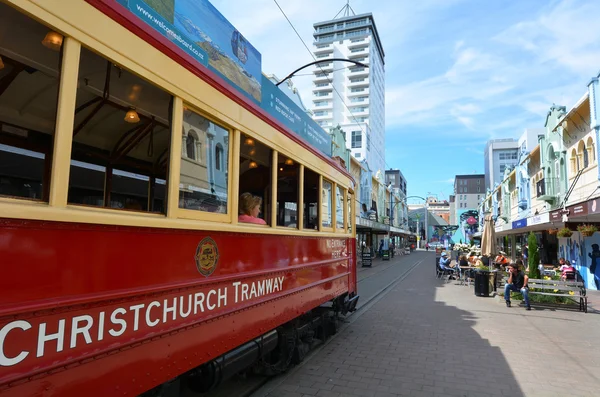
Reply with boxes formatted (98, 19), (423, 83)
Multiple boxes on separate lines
(528, 232), (540, 278)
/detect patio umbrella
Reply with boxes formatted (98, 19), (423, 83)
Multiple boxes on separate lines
(481, 214), (496, 266)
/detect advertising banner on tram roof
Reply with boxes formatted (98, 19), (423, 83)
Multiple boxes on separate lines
(105, 0), (332, 156)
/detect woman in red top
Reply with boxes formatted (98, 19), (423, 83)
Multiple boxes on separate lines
(238, 192), (267, 225)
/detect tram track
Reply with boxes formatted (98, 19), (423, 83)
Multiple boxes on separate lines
(185, 254), (427, 397)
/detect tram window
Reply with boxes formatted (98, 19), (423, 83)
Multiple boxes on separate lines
(322, 179), (333, 229)
(303, 167), (319, 230)
(276, 155), (299, 228)
(179, 108), (229, 214)
(239, 133), (272, 225)
(347, 192), (353, 234)
(0, 4), (62, 201)
(336, 185), (345, 231)
(68, 47), (172, 213)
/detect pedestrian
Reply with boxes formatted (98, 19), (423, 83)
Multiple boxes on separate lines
(522, 244), (528, 263)
(425, 243), (429, 251)
(504, 263), (531, 310)
(378, 240), (384, 258)
(390, 241), (395, 258)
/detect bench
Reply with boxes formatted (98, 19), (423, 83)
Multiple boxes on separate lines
(499, 276), (587, 313)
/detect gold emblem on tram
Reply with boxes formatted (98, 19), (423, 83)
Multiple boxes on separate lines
(195, 237), (219, 277)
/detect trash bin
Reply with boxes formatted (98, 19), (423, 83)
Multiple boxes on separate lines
(474, 270), (491, 297)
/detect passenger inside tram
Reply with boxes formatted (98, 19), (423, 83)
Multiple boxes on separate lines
(238, 192), (266, 225)
(239, 133), (271, 225)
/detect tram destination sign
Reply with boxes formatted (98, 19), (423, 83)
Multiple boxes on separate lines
(94, 0), (332, 156)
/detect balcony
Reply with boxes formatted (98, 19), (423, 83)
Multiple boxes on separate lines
(313, 44), (333, 55)
(348, 78), (368, 87)
(537, 177), (559, 202)
(313, 73), (331, 83)
(349, 67), (369, 77)
(518, 199), (528, 210)
(313, 83), (331, 92)
(348, 87), (369, 97)
(313, 91), (332, 100)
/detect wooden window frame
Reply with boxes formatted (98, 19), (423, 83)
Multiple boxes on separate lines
(170, 101), (234, 223)
(321, 177), (334, 232)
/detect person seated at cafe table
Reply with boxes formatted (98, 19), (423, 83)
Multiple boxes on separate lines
(494, 251), (510, 268)
(504, 262), (531, 311)
(559, 258), (576, 280)
(439, 252), (455, 279)
(459, 255), (469, 268)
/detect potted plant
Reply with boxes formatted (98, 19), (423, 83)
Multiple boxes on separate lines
(577, 224), (598, 237)
(556, 227), (573, 238)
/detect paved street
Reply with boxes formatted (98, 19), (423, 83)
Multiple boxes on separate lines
(253, 251), (600, 397)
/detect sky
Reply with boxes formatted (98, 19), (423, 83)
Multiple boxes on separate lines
(210, 0), (600, 202)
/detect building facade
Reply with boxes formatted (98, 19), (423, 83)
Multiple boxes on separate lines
(311, 12), (385, 174)
(478, 78), (600, 290)
(484, 138), (519, 192)
(453, 174), (484, 243)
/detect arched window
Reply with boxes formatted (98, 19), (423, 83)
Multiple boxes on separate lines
(572, 149), (579, 171)
(215, 143), (223, 171)
(186, 133), (196, 160)
(578, 140), (588, 169)
(587, 136), (595, 164)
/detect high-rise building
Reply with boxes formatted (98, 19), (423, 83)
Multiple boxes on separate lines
(484, 139), (519, 192)
(311, 9), (385, 174)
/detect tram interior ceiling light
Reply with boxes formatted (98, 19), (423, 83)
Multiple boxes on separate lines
(0, 56), (4, 70)
(42, 31), (63, 51)
(284, 158), (293, 165)
(124, 108), (140, 123)
(249, 149), (256, 156)
(249, 161), (258, 169)
(244, 137), (255, 146)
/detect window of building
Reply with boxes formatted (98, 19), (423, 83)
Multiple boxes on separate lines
(336, 185), (345, 230)
(215, 144), (224, 171)
(570, 148), (578, 173)
(0, 6), (63, 201)
(322, 179), (333, 228)
(579, 141), (589, 169)
(276, 155), (299, 228)
(68, 46), (172, 213)
(587, 137), (595, 164)
(238, 133), (272, 225)
(354, 153), (361, 158)
(500, 164), (506, 174)
(351, 130), (362, 148)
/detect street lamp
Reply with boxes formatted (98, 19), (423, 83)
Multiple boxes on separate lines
(276, 58), (369, 87)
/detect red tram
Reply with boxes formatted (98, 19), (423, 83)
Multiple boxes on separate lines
(0, 0), (357, 395)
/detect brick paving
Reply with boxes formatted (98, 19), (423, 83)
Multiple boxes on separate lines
(254, 252), (600, 397)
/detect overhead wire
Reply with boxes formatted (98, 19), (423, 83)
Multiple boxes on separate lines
(272, 0), (391, 171)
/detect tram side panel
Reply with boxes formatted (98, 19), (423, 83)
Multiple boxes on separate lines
(0, 218), (353, 396)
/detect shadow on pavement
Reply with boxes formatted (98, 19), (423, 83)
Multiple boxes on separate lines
(258, 251), (525, 397)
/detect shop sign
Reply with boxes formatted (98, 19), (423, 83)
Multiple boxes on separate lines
(570, 202), (589, 217)
(550, 209), (562, 222)
(588, 198), (600, 214)
(512, 219), (527, 229)
(550, 200), (590, 221)
(527, 212), (549, 226)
